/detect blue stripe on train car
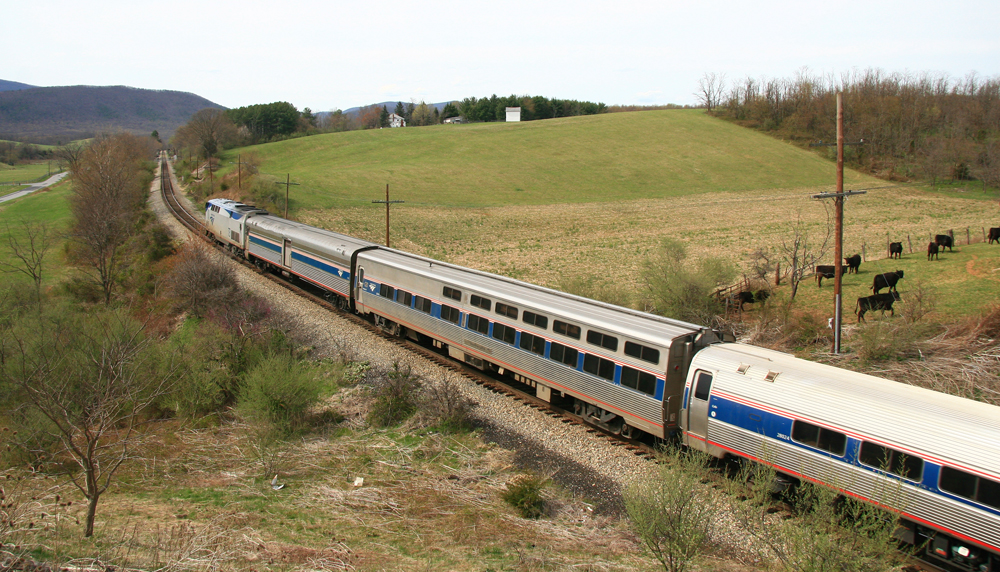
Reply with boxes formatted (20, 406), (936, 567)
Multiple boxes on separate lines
(249, 235), (281, 253)
(290, 250), (350, 280)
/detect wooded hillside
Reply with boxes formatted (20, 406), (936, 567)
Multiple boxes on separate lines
(702, 69), (1000, 191)
(0, 85), (223, 144)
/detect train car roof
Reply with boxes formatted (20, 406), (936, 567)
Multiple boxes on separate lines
(358, 247), (714, 348)
(696, 342), (1000, 478)
(247, 214), (379, 256)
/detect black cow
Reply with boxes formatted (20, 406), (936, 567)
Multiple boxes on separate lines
(872, 270), (904, 294)
(845, 254), (861, 274)
(927, 241), (939, 261)
(935, 234), (954, 252)
(889, 242), (903, 259)
(989, 227), (1000, 245)
(732, 289), (771, 311)
(856, 291), (902, 323)
(815, 265), (848, 287)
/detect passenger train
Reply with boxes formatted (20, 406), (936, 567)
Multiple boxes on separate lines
(205, 197), (999, 571)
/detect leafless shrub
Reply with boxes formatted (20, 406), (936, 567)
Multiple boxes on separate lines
(899, 280), (937, 324)
(165, 243), (238, 316)
(419, 371), (475, 432)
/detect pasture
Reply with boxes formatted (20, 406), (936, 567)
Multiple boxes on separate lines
(0, 179), (75, 290)
(0, 161), (60, 184)
(214, 109), (1000, 322)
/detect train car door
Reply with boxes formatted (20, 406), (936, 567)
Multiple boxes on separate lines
(355, 267), (365, 306)
(685, 370), (713, 451)
(282, 239), (292, 267)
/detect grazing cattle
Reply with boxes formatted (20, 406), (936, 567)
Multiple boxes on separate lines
(732, 289), (771, 311)
(872, 270), (904, 294)
(856, 291), (902, 323)
(935, 234), (954, 252)
(815, 265), (848, 287)
(989, 227), (1000, 245)
(927, 241), (939, 261)
(889, 242), (903, 259)
(845, 254), (861, 274)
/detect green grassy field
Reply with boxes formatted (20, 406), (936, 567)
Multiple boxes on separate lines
(0, 179), (75, 290)
(0, 161), (61, 184)
(218, 110), (872, 208)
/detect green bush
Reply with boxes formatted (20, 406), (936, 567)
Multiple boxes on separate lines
(625, 446), (716, 572)
(642, 238), (735, 324)
(502, 473), (547, 519)
(236, 354), (322, 436)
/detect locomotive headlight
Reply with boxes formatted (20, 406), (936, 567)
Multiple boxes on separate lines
(956, 546), (970, 557)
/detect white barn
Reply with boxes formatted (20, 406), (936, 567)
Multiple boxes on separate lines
(505, 107), (521, 122)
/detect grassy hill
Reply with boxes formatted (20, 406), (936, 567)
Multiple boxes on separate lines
(208, 110), (1000, 323)
(0, 85), (222, 144)
(221, 110), (871, 208)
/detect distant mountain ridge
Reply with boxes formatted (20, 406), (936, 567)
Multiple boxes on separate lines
(0, 79), (36, 92)
(0, 83), (224, 144)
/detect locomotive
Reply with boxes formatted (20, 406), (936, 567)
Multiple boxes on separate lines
(206, 197), (1000, 571)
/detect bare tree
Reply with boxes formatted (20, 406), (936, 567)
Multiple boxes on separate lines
(182, 108), (237, 159)
(695, 72), (726, 112)
(0, 219), (53, 303)
(165, 243), (238, 316)
(0, 308), (175, 537)
(69, 133), (148, 304)
(771, 210), (832, 300)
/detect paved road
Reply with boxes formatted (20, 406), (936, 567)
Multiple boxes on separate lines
(0, 172), (68, 204)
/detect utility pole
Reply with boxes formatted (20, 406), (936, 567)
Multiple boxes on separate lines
(372, 183), (404, 247)
(274, 174), (299, 219)
(811, 93), (866, 354)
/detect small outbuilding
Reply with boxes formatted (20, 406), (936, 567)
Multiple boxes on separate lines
(505, 107), (521, 122)
(388, 113), (406, 128)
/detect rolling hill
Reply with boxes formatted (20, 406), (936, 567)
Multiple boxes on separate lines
(0, 84), (223, 144)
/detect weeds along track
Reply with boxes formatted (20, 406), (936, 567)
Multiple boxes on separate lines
(158, 156), (657, 459)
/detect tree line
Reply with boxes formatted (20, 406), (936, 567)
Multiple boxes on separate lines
(458, 94), (606, 123)
(696, 69), (1000, 190)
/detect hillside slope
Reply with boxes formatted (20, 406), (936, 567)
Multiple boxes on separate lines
(224, 109), (871, 208)
(0, 85), (223, 144)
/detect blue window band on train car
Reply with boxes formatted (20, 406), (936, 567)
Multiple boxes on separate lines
(249, 234), (281, 253)
(290, 250), (350, 280)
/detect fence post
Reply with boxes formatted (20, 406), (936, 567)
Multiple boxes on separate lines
(886, 232), (890, 257)
(862, 242), (866, 262)
(908, 235), (913, 254)
(967, 227), (971, 245)
(775, 262), (780, 286)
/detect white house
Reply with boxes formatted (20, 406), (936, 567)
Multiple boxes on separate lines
(388, 113), (406, 128)
(505, 107), (521, 122)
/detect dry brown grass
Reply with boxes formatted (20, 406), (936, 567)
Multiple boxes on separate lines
(300, 183), (998, 301)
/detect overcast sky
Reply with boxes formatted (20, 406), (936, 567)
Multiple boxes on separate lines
(8, 0), (999, 112)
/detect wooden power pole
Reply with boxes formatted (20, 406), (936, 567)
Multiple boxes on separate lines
(372, 183), (404, 247)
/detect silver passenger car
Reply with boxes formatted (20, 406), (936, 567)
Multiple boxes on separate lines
(354, 247), (719, 437)
(684, 342), (1000, 568)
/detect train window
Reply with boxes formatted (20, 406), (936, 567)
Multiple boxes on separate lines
(522, 311), (548, 329)
(492, 322), (516, 345)
(414, 296), (432, 314)
(443, 286), (462, 301)
(694, 372), (712, 400)
(519, 332), (545, 355)
(940, 466), (978, 500)
(624, 341), (661, 364)
(553, 320), (581, 340)
(583, 353), (615, 381)
(467, 314), (489, 335)
(586, 330), (619, 352)
(471, 294), (491, 311)
(859, 442), (924, 481)
(379, 284), (395, 299)
(441, 305), (461, 324)
(791, 421), (847, 456)
(396, 290), (413, 306)
(549, 342), (578, 368)
(621, 366), (657, 396)
(979, 477), (1000, 509)
(496, 303), (518, 319)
